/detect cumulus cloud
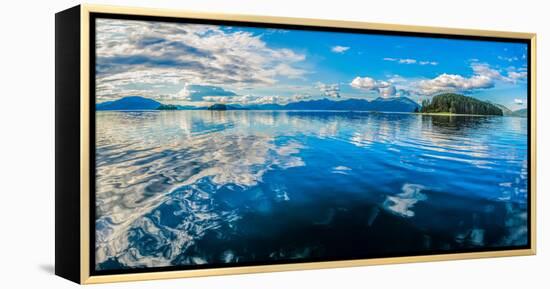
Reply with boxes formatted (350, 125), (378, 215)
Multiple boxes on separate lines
(379, 85), (397, 97)
(350, 76), (396, 98)
(415, 63), (525, 95)
(471, 63), (502, 79)
(202, 93), (313, 105)
(95, 19), (306, 100)
(350, 76), (378, 90)
(289, 93), (313, 102)
(331, 46), (350, 53)
(351, 62), (526, 98)
(383, 57), (437, 65)
(163, 84), (237, 101)
(507, 71), (528, 82)
(317, 83), (341, 98)
(415, 73), (493, 95)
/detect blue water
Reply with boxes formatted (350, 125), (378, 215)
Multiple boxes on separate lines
(95, 110), (528, 270)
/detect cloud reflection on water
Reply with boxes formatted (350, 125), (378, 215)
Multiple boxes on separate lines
(95, 111), (528, 269)
(96, 112), (306, 267)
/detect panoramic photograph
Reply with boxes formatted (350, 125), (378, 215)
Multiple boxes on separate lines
(94, 18), (529, 271)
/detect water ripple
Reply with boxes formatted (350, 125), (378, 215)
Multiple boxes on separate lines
(95, 111), (528, 269)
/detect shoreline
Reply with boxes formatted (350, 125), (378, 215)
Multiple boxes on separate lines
(412, 112), (500, 117)
(96, 109), (524, 117)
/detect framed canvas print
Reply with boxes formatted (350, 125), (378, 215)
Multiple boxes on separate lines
(55, 4), (536, 284)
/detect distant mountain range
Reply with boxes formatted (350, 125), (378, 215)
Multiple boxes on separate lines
(97, 96), (420, 113)
(508, 108), (527, 117)
(244, 97), (420, 112)
(96, 95), (527, 117)
(492, 104), (527, 117)
(96, 96), (162, 110)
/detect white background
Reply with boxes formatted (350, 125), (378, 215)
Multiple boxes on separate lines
(0, 0), (547, 288)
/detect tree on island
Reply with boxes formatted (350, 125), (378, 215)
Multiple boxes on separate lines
(420, 93), (503, 116)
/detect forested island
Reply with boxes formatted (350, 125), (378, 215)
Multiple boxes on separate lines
(419, 93), (503, 116)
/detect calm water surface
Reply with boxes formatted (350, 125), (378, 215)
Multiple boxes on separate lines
(95, 111), (528, 270)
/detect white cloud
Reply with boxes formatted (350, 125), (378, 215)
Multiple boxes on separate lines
(317, 83), (341, 98)
(202, 94), (256, 104)
(289, 93), (313, 102)
(331, 46), (350, 53)
(350, 76), (397, 98)
(471, 63), (502, 79)
(419, 61), (438, 66)
(414, 63), (526, 95)
(507, 71), (528, 82)
(399, 58), (417, 64)
(387, 74), (407, 84)
(351, 62), (526, 98)
(383, 57), (437, 65)
(172, 83), (192, 101)
(350, 77), (378, 90)
(498, 56), (520, 62)
(162, 84), (238, 102)
(202, 93), (314, 105)
(95, 19), (307, 101)
(416, 73), (493, 95)
(379, 85), (397, 97)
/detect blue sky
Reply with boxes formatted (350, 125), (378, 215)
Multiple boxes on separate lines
(96, 18), (528, 109)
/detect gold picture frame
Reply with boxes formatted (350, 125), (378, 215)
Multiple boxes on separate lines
(55, 4), (536, 284)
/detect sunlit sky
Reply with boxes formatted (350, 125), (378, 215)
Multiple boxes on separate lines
(96, 18), (528, 109)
